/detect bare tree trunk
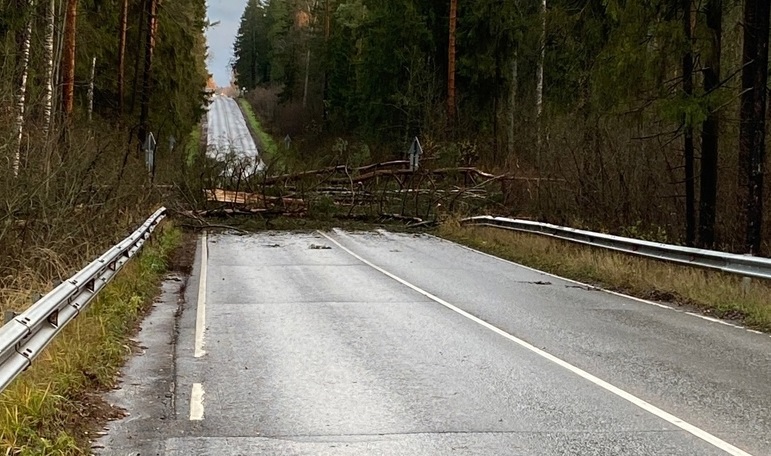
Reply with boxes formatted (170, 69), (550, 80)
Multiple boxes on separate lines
(13, 0), (35, 177)
(508, 47), (518, 159)
(88, 56), (96, 122)
(322, 0), (331, 123)
(302, 49), (311, 109)
(42, 0), (56, 135)
(682, 0), (696, 246)
(447, 0), (457, 126)
(698, 0), (722, 248)
(536, 0), (546, 141)
(61, 0), (78, 120)
(138, 0), (160, 146)
(739, 0), (770, 254)
(118, 0), (129, 115)
(131, 2), (147, 114)
(52, 0), (65, 115)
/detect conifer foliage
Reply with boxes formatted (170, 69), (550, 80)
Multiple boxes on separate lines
(0, 0), (209, 166)
(233, 0), (770, 253)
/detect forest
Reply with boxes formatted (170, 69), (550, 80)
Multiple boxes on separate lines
(0, 1), (207, 451)
(232, 0), (770, 254)
(0, 0), (208, 277)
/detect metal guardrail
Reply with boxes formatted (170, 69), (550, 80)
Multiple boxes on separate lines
(463, 216), (771, 281)
(0, 207), (167, 393)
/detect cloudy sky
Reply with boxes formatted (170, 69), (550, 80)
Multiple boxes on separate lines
(206, 0), (247, 87)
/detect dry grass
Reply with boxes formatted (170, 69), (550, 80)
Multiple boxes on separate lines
(440, 223), (771, 331)
(0, 223), (182, 455)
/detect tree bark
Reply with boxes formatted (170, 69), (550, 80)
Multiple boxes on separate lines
(118, 0), (128, 115)
(42, 0), (56, 134)
(130, 1), (147, 114)
(88, 56), (96, 122)
(682, 0), (695, 246)
(61, 0), (78, 120)
(536, 0), (546, 154)
(138, 0), (160, 146)
(322, 0), (331, 123)
(508, 48), (518, 159)
(738, 0), (770, 254)
(13, 0), (34, 177)
(302, 49), (311, 109)
(52, 0), (65, 114)
(447, 0), (457, 125)
(698, 0), (722, 248)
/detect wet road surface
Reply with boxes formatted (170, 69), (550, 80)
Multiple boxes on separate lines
(97, 230), (771, 455)
(206, 95), (264, 172)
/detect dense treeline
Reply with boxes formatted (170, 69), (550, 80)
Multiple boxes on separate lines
(233, 0), (770, 254)
(0, 2), (207, 451)
(0, 0), (208, 162)
(0, 0), (208, 279)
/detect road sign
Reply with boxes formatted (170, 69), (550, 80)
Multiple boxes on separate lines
(144, 132), (156, 174)
(408, 137), (423, 171)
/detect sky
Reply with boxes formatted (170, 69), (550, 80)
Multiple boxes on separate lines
(206, 0), (247, 87)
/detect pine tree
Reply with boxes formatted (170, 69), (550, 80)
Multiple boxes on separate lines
(698, 0), (723, 248)
(739, 0), (770, 253)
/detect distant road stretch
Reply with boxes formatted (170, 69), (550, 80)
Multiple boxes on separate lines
(206, 95), (264, 171)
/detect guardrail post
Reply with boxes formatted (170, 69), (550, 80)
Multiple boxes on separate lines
(461, 216), (771, 281)
(742, 277), (752, 296)
(0, 207), (167, 395)
(3, 311), (16, 325)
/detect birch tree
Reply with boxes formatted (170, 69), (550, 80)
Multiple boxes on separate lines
(12, 0), (34, 177)
(87, 56), (96, 122)
(42, 0), (56, 134)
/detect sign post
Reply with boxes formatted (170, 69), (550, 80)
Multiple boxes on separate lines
(408, 137), (423, 171)
(143, 132), (156, 176)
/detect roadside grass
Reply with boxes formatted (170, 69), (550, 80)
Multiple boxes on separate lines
(238, 98), (279, 160)
(0, 223), (182, 455)
(440, 223), (771, 332)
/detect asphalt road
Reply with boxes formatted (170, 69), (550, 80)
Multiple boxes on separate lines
(206, 95), (264, 172)
(97, 230), (771, 455)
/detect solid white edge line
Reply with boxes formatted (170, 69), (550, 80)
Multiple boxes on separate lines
(420, 232), (767, 336)
(190, 383), (205, 421)
(319, 231), (754, 456)
(194, 232), (208, 358)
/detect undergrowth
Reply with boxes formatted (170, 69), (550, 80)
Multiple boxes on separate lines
(0, 223), (181, 455)
(440, 223), (771, 332)
(238, 98), (279, 160)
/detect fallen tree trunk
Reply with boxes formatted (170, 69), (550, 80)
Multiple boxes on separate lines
(261, 160), (410, 185)
(205, 189), (305, 207)
(184, 208), (306, 218)
(326, 167), (506, 184)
